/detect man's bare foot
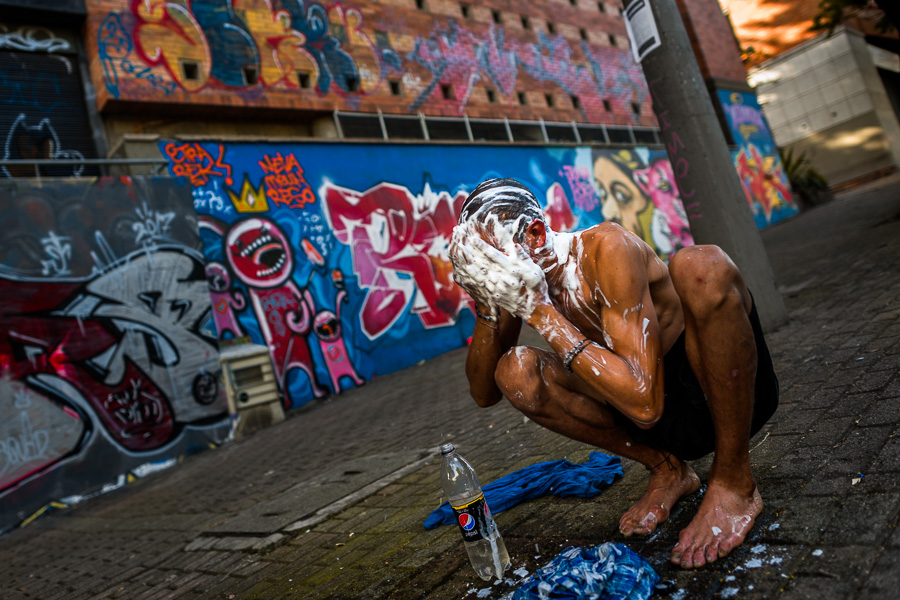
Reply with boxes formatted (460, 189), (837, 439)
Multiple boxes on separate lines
(619, 456), (700, 537)
(671, 482), (763, 569)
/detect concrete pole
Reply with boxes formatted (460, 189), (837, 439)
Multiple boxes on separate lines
(622, 0), (788, 331)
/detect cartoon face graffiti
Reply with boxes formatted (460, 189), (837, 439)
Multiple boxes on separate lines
(308, 289), (364, 393)
(226, 218), (293, 288)
(593, 155), (649, 237)
(314, 310), (341, 343)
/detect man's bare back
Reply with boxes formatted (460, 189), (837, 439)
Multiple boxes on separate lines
(450, 178), (779, 568)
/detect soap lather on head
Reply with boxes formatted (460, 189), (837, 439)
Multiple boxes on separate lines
(458, 178), (544, 245)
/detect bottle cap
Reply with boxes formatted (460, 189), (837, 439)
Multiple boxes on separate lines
(440, 443), (455, 455)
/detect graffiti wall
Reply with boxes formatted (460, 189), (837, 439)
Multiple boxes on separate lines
(0, 176), (230, 533)
(0, 24), (99, 178)
(89, 1), (649, 124)
(718, 89), (798, 227)
(164, 141), (693, 411)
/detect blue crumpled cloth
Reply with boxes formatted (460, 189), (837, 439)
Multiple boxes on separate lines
(423, 451), (622, 529)
(503, 543), (659, 600)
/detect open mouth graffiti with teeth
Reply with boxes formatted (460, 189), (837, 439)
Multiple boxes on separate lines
(227, 218), (293, 288)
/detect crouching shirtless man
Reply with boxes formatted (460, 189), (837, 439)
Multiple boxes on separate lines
(450, 178), (778, 569)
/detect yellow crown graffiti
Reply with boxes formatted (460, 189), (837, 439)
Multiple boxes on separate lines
(227, 177), (270, 213)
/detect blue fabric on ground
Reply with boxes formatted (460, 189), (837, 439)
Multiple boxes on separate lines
(423, 451), (622, 530)
(502, 543), (659, 600)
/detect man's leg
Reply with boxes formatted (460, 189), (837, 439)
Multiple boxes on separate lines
(667, 245), (763, 569)
(494, 346), (700, 536)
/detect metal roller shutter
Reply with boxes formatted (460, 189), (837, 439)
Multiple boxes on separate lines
(0, 25), (98, 178)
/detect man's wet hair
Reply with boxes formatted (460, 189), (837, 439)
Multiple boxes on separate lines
(458, 178), (543, 243)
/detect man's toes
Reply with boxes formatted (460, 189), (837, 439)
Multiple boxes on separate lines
(635, 512), (659, 535)
(689, 545), (709, 569)
(705, 543), (720, 565)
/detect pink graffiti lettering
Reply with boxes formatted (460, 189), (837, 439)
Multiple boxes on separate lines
(321, 182), (471, 340)
(561, 165), (599, 212)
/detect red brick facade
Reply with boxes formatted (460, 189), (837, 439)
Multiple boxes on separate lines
(86, 0), (654, 126)
(676, 0), (747, 84)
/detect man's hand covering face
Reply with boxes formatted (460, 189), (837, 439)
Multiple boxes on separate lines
(450, 222), (549, 320)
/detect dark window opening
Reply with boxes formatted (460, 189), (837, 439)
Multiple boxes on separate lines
(521, 15), (531, 30)
(242, 66), (258, 86)
(633, 128), (657, 144)
(571, 94), (581, 110)
(339, 114), (383, 138)
(578, 124), (607, 143)
(486, 88), (497, 103)
(517, 91), (527, 105)
(384, 116), (425, 140)
(603, 98), (611, 111)
(441, 83), (454, 100)
(509, 122), (543, 142)
(545, 93), (555, 107)
(631, 102), (641, 114)
(426, 118), (470, 140)
(608, 34), (617, 46)
(297, 71), (312, 88)
(547, 22), (556, 35)
(389, 79), (402, 96)
(545, 123), (578, 142)
(181, 60), (199, 82)
(598, 2), (606, 13)
(415, 0), (426, 10)
(461, 3), (470, 18)
(492, 9), (502, 24)
(332, 24), (348, 45)
(580, 28), (588, 41)
(569, 0), (577, 6)
(346, 76), (360, 93)
(469, 120), (510, 142)
(606, 126), (632, 144)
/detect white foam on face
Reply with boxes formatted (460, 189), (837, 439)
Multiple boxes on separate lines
(451, 213), (548, 319)
(711, 526), (722, 536)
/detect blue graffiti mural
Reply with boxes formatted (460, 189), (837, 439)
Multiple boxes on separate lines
(163, 141), (692, 410)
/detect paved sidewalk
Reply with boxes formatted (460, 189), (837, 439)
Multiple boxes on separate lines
(1, 175), (899, 600)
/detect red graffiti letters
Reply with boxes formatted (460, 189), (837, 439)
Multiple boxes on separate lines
(164, 143), (233, 187)
(258, 152), (316, 209)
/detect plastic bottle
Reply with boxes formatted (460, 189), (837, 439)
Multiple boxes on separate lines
(439, 443), (511, 581)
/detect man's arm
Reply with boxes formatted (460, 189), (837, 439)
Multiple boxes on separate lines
(465, 307), (522, 407)
(526, 233), (665, 428)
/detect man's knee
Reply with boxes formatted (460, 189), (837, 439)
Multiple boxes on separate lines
(496, 346), (545, 413)
(669, 245), (748, 315)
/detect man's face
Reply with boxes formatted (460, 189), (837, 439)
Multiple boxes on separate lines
(593, 156), (648, 227)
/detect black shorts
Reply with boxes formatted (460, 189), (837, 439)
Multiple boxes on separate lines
(620, 298), (779, 461)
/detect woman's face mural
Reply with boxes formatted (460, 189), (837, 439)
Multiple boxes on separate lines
(226, 218), (294, 288)
(593, 156), (648, 236)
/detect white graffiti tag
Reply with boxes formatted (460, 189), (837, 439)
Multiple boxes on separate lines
(40, 231), (72, 276)
(133, 201), (175, 248)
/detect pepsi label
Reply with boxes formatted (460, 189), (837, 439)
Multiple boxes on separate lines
(450, 494), (495, 542)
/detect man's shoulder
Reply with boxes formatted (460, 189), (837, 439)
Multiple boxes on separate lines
(580, 222), (639, 252)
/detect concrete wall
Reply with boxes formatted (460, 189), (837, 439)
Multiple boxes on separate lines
(751, 28), (900, 185)
(0, 176), (230, 534)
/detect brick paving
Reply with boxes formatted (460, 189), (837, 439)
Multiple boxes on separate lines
(1, 175), (899, 599)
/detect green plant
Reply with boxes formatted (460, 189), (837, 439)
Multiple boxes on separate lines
(779, 147), (829, 208)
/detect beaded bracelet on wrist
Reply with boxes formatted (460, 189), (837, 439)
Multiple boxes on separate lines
(474, 305), (497, 323)
(562, 338), (591, 373)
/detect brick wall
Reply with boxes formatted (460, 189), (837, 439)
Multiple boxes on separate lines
(86, 0), (653, 126)
(676, 0), (746, 84)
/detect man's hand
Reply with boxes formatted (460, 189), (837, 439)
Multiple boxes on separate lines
(450, 224), (549, 320)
